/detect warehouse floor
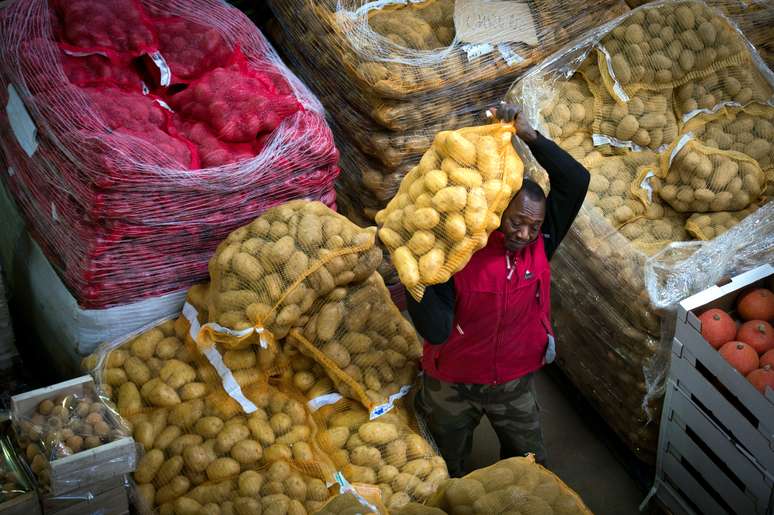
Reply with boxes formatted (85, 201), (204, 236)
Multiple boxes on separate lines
(467, 370), (647, 515)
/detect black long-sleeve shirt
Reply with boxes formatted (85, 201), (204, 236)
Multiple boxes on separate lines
(406, 131), (590, 344)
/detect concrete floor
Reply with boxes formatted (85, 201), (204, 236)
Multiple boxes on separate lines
(467, 370), (646, 515)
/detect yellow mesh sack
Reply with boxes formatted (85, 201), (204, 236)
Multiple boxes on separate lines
(683, 103), (774, 170)
(674, 64), (773, 122)
(685, 200), (766, 240)
(538, 75), (596, 141)
(201, 200), (382, 352)
(598, 1), (750, 102)
(584, 153), (659, 227)
(658, 135), (766, 212)
(82, 316), (338, 515)
(427, 455), (592, 515)
(313, 398), (448, 512)
(375, 122), (523, 301)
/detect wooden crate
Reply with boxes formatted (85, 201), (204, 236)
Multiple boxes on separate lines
(41, 476), (128, 515)
(0, 492), (41, 515)
(648, 264), (774, 515)
(10, 376), (136, 496)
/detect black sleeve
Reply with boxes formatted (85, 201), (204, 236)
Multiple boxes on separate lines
(405, 281), (455, 345)
(526, 131), (590, 260)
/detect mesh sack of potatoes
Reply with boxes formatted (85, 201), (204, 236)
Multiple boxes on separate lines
(657, 135), (766, 212)
(201, 200), (382, 351)
(427, 456), (592, 515)
(82, 315), (338, 515)
(537, 75), (596, 142)
(597, 1), (750, 102)
(375, 122), (524, 300)
(284, 271), (423, 416)
(584, 153), (659, 227)
(618, 202), (689, 254)
(673, 64), (773, 122)
(684, 200), (765, 239)
(313, 398), (448, 511)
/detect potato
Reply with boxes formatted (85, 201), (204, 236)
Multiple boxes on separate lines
(419, 248), (445, 283)
(292, 441), (314, 462)
(342, 464), (377, 484)
(131, 329), (164, 360)
(231, 439), (262, 464)
(179, 383), (208, 402)
(183, 444), (216, 473)
(351, 445), (382, 467)
(135, 449), (164, 484)
(276, 425), (310, 445)
(156, 337), (181, 359)
(215, 423), (250, 454)
(393, 247), (420, 288)
(168, 399), (203, 427)
(392, 472), (421, 493)
(195, 417), (224, 439)
(104, 368), (128, 386)
(116, 382), (142, 417)
(248, 418), (275, 446)
(402, 459), (432, 479)
(404, 434), (432, 459)
(155, 476), (191, 505)
(156, 456), (184, 486)
(160, 360), (196, 389)
(239, 470), (264, 497)
(264, 444), (292, 462)
(233, 497), (262, 515)
(207, 457), (240, 481)
(359, 422), (399, 445)
(285, 474), (307, 501)
(168, 434), (203, 456)
(261, 494), (291, 515)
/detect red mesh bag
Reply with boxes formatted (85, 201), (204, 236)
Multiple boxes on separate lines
(153, 16), (232, 84)
(168, 48), (301, 144)
(60, 48), (142, 90)
(49, 0), (158, 57)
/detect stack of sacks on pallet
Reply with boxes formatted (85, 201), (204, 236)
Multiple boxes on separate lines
(506, 0), (774, 462)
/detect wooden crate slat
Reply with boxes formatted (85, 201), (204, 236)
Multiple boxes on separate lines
(662, 451), (729, 515)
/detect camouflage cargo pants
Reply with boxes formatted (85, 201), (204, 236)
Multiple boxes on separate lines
(415, 373), (546, 477)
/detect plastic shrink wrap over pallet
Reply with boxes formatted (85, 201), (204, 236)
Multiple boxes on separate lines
(264, 0), (631, 228)
(81, 201), (450, 513)
(505, 0), (773, 462)
(0, 264), (16, 370)
(0, 0), (340, 310)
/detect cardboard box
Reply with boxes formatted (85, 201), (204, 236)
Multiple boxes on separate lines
(649, 264), (774, 515)
(11, 376), (136, 496)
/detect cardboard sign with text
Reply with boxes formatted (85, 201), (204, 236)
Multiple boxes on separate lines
(454, 0), (538, 46)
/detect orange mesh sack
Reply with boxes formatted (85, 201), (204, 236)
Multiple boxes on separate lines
(658, 134), (765, 212)
(286, 272), (423, 417)
(202, 200), (382, 352)
(313, 399), (448, 511)
(82, 316), (338, 515)
(685, 200), (765, 240)
(375, 122), (524, 301)
(597, 1), (750, 102)
(427, 455), (592, 515)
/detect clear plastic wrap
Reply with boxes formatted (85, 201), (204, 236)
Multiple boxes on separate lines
(10, 377), (136, 495)
(505, 0), (773, 462)
(0, 0), (340, 309)
(0, 435), (35, 505)
(265, 0), (631, 224)
(0, 265), (17, 370)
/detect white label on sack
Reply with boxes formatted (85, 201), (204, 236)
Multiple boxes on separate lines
(7, 167), (14, 177)
(596, 44), (629, 103)
(369, 384), (412, 420)
(201, 345), (257, 413)
(6, 84), (38, 157)
(640, 170), (656, 202)
(669, 132), (693, 166)
(497, 44), (524, 66)
(455, 0), (538, 46)
(307, 393), (343, 412)
(154, 99), (174, 112)
(51, 203), (59, 222)
(462, 43), (493, 61)
(149, 51), (171, 87)
(62, 49), (109, 58)
(182, 302), (201, 342)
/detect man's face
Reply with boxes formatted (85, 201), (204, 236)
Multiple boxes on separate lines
(500, 191), (546, 252)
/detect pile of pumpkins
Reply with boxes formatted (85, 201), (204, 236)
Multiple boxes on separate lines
(698, 287), (774, 394)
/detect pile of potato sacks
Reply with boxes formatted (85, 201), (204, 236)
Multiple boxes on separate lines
(506, 0), (773, 462)
(264, 0), (630, 226)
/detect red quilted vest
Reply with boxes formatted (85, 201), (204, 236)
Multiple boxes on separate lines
(421, 231), (553, 385)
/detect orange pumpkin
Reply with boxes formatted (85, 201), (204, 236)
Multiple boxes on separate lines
(699, 308), (737, 349)
(736, 320), (774, 354)
(718, 341), (759, 375)
(736, 288), (774, 321)
(746, 365), (774, 395)
(761, 349), (774, 368)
